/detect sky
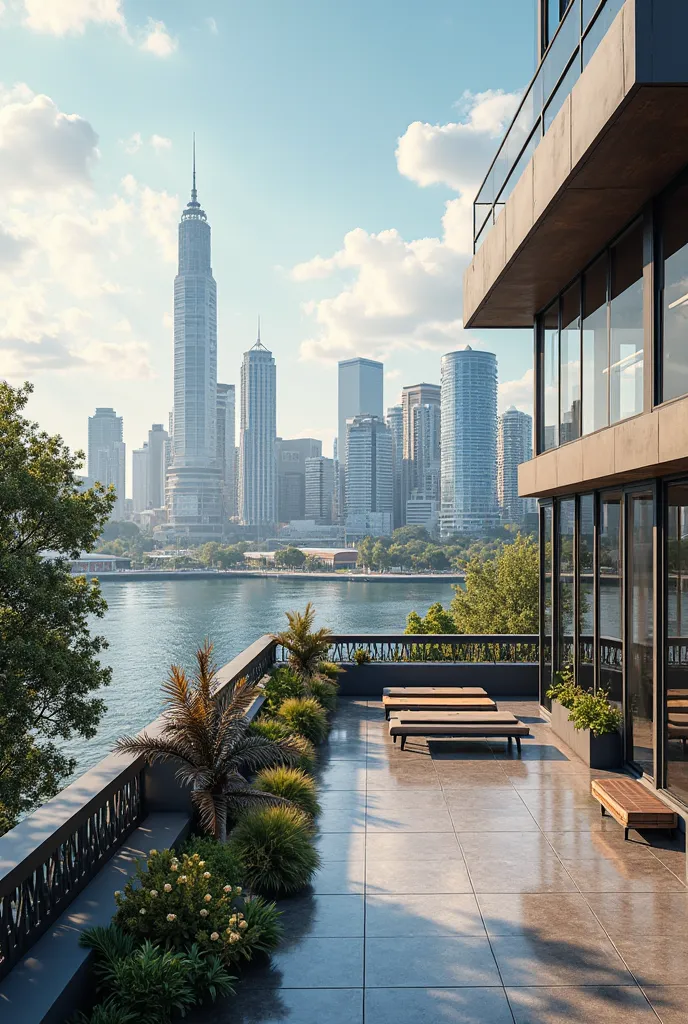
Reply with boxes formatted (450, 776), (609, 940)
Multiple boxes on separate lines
(0, 0), (536, 493)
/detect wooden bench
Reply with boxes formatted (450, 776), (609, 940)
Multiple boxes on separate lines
(591, 778), (678, 841)
(382, 686), (488, 698)
(383, 695), (497, 720)
(388, 711), (530, 753)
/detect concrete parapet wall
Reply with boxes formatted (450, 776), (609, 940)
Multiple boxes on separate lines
(336, 662), (539, 698)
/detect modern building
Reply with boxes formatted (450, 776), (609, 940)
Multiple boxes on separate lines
(87, 407), (125, 519)
(147, 424), (168, 511)
(239, 332), (277, 528)
(132, 444), (149, 513)
(244, 547), (357, 569)
(401, 383), (441, 522)
(405, 495), (438, 533)
(463, 0), (688, 798)
(497, 407), (535, 525)
(345, 414), (393, 537)
(275, 438), (322, 523)
(439, 346), (498, 537)
(337, 357), (383, 517)
(165, 145), (223, 540)
(304, 455), (336, 524)
(386, 405), (403, 529)
(216, 383), (236, 521)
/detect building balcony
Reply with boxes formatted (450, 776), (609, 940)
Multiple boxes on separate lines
(464, 0), (688, 328)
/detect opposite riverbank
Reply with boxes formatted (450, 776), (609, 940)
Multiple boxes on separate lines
(92, 569), (466, 583)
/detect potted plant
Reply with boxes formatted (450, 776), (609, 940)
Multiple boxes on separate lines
(547, 669), (622, 769)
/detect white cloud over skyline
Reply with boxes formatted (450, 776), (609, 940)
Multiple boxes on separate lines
(139, 18), (177, 58)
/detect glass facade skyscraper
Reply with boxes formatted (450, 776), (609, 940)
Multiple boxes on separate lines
(239, 335), (277, 527)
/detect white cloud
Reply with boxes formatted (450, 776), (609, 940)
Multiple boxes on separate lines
(123, 131), (142, 154)
(121, 133), (172, 154)
(139, 18), (177, 57)
(150, 134), (172, 151)
(21, 0), (125, 36)
(499, 368), (534, 415)
(122, 175), (177, 263)
(205, 16), (218, 35)
(0, 225), (32, 269)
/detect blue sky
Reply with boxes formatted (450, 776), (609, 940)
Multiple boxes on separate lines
(0, 0), (536, 489)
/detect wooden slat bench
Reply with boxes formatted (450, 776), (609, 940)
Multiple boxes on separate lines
(388, 711), (530, 753)
(383, 695), (497, 720)
(591, 778), (678, 841)
(382, 686), (488, 698)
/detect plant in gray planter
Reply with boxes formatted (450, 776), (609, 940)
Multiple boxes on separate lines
(547, 672), (622, 769)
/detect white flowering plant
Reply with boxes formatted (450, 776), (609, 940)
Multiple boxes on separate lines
(113, 849), (281, 964)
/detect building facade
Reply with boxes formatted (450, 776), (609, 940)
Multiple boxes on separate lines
(275, 438), (322, 523)
(166, 150), (223, 540)
(132, 444), (149, 514)
(87, 407), (125, 519)
(386, 404), (403, 529)
(439, 347), (498, 537)
(401, 383), (441, 522)
(345, 414), (393, 537)
(305, 455), (336, 525)
(463, 0), (688, 804)
(216, 383), (236, 521)
(337, 357), (383, 518)
(497, 407), (534, 525)
(239, 335), (276, 528)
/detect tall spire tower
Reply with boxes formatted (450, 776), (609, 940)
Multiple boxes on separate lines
(165, 138), (223, 540)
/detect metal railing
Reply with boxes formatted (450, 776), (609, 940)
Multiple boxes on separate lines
(473, 0), (625, 252)
(321, 634), (539, 664)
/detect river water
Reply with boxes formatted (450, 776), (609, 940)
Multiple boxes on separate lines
(66, 576), (456, 776)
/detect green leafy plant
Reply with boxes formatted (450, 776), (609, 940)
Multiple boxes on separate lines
(260, 667), (304, 716)
(230, 805), (320, 897)
(277, 697), (329, 744)
(271, 602), (333, 677)
(183, 835), (244, 886)
(249, 719), (316, 771)
(254, 766), (320, 818)
(318, 661), (342, 680)
(546, 666), (578, 709)
(353, 648), (371, 666)
(306, 676), (338, 714)
(72, 997), (138, 1024)
(100, 941), (199, 1023)
(568, 688), (622, 737)
(114, 641), (301, 841)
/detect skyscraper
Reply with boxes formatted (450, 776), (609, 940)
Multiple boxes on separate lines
(440, 346), (498, 537)
(166, 142), (223, 540)
(337, 357), (383, 518)
(498, 407), (535, 524)
(345, 414), (393, 537)
(275, 438), (322, 522)
(216, 383), (236, 520)
(88, 407), (125, 519)
(132, 444), (149, 513)
(386, 405), (403, 529)
(239, 330), (276, 527)
(147, 424), (168, 510)
(401, 383), (441, 521)
(305, 456), (336, 524)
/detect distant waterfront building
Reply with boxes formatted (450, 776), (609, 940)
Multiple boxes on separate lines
(405, 496), (438, 533)
(87, 407), (125, 519)
(305, 455), (336, 524)
(216, 383), (236, 520)
(166, 144), (223, 540)
(498, 407), (535, 524)
(386, 405), (403, 529)
(239, 331), (277, 528)
(132, 444), (149, 513)
(440, 346), (499, 537)
(401, 384), (441, 522)
(345, 414), (393, 537)
(275, 438), (322, 522)
(337, 357), (383, 517)
(147, 424), (168, 511)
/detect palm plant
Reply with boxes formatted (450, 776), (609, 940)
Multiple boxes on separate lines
(114, 640), (301, 842)
(271, 602), (332, 678)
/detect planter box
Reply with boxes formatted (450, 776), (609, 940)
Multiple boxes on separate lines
(550, 700), (622, 769)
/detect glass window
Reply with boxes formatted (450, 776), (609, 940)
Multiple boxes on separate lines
(582, 256), (608, 435)
(542, 301), (559, 451)
(610, 222), (644, 423)
(666, 483), (688, 802)
(560, 284), (581, 443)
(599, 494), (622, 707)
(557, 498), (575, 676)
(627, 492), (654, 775)
(578, 495), (595, 691)
(542, 503), (553, 709)
(661, 183), (688, 403)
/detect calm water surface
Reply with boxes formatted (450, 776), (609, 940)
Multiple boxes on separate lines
(66, 576), (455, 776)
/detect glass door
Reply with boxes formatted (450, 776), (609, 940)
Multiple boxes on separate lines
(599, 493), (623, 708)
(626, 491), (654, 775)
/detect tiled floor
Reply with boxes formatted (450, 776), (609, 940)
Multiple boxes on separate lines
(191, 699), (687, 1023)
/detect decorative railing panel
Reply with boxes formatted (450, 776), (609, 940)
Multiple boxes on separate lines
(281, 634), (539, 664)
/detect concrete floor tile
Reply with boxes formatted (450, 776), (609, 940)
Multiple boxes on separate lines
(364, 987), (514, 1024)
(506, 986), (659, 1023)
(365, 936), (502, 988)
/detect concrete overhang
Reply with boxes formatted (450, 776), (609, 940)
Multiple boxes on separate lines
(518, 394), (688, 499)
(464, 0), (688, 329)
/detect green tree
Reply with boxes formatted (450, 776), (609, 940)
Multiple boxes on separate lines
(0, 382), (115, 832)
(405, 601), (456, 634)
(371, 540), (391, 571)
(391, 525), (430, 544)
(198, 541), (221, 566)
(450, 533), (539, 633)
(274, 547), (306, 569)
(356, 536), (374, 570)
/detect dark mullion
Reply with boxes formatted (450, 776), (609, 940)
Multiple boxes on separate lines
(643, 203), (655, 415)
(593, 491), (600, 694)
(574, 495), (580, 686)
(654, 481), (665, 789)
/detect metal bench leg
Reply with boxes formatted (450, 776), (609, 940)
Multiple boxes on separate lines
(601, 804), (606, 816)
(516, 736), (521, 755)
(400, 735), (406, 751)
(624, 827), (629, 841)
(507, 736), (513, 750)
(393, 734), (397, 744)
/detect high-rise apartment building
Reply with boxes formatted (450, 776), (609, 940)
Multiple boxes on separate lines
(386, 405), (403, 529)
(337, 358), (383, 518)
(239, 333), (276, 527)
(401, 383), (441, 510)
(147, 424), (168, 510)
(497, 407), (534, 525)
(166, 146), (223, 540)
(275, 438), (322, 522)
(132, 444), (149, 513)
(216, 383), (236, 520)
(305, 456), (336, 524)
(345, 414), (393, 537)
(440, 346), (498, 537)
(87, 407), (125, 519)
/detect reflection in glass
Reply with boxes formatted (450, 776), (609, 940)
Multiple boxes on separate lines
(610, 222), (644, 423)
(560, 284), (581, 444)
(582, 256), (608, 435)
(544, 55), (580, 133)
(578, 495), (595, 691)
(542, 504), (553, 710)
(661, 183), (688, 403)
(627, 494), (654, 775)
(599, 495), (622, 706)
(583, 0), (625, 68)
(557, 499), (575, 675)
(666, 484), (688, 803)
(542, 302), (559, 451)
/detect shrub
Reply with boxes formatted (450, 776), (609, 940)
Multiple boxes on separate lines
(318, 660), (342, 680)
(261, 667), (304, 716)
(547, 666), (578, 709)
(73, 997), (138, 1024)
(183, 835), (244, 886)
(306, 676), (338, 714)
(250, 719), (317, 771)
(230, 806), (320, 897)
(255, 766), (320, 818)
(568, 688), (622, 737)
(353, 647), (371, 665)
(113, 849), (279, 964)
(277, 697), (329, 744)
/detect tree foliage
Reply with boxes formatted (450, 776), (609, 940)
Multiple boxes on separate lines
(274, 546), (306, 569)
(405, 602), (457, 635)
(0, 381), (115, 832)
(450, 533), (539, 633)
(271, 602), (333, 677)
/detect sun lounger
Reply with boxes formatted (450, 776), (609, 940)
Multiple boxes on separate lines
(381, 686), (488, 698)
(382, 695), (497, 719)
(388, 711), (530, 752)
